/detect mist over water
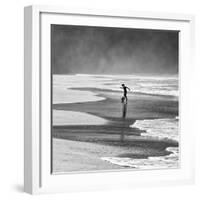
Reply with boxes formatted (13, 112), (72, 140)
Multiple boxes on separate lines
(51, 25), (178, 75)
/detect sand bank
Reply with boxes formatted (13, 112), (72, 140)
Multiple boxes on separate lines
(52, 137), (175, 173)
(53, 110), (108, 126)
(53, 138), (123, 172)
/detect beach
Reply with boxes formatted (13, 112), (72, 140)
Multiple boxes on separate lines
(52, 74), (179, 173)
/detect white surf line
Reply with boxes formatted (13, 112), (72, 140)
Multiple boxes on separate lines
(129, 118), (179, 141)
(101, 118), (179, 169)
(101, 149), (179, 170)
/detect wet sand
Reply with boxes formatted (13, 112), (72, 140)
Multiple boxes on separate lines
(52, 88), (178, 173)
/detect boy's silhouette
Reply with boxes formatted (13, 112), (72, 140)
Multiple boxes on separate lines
(120, 84), (130, 103)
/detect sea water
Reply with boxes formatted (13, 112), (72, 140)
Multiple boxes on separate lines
(131, 118), (179, 141)
(101, 146), (179, 169)
(75, 74), (178, 97)
(102, 118), (179, 169)
(53, 74), (179, 170)
(53, 74), (178, 104)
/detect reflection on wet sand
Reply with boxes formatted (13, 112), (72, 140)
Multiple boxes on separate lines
(120, 102), (127, 142)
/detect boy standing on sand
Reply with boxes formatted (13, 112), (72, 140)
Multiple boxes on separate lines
(121, 84), (130, 103)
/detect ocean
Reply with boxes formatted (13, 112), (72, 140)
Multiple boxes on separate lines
(53, 74), (178, 104)
(102, 118), (179, 169)
(53, 74), (179, 170)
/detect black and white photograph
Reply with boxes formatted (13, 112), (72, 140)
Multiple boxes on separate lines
(51, 24), (179, 173)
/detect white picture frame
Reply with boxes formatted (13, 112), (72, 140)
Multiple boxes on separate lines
(24, 5), (195, 194)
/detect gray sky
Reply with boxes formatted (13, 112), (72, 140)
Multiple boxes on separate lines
(51, 25), (178, 75)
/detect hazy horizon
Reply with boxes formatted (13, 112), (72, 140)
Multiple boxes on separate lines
(51, 25), (179, 75)
(53, 73), (179, 76)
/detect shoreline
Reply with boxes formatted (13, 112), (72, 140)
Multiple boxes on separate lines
(52, 85), (179, 172)
(53, 87), (178, 121)
(53, 74), (178, 105)
(53, 137), (177, 172)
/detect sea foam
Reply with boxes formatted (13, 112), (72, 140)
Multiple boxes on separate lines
(101, 146), (179, 169)
(130, 118), (179, 141)
(101, 118), (179, 169)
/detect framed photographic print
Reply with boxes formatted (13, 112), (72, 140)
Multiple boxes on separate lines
(24, 5), (195, 194)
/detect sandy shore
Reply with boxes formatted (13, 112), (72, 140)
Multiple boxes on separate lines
(53, 137), (176, 173)
(52, 87), (178, 173)
(53, 138), (124, 172)
(53, 110), (108, 126)
(53, 87), (178, 120)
